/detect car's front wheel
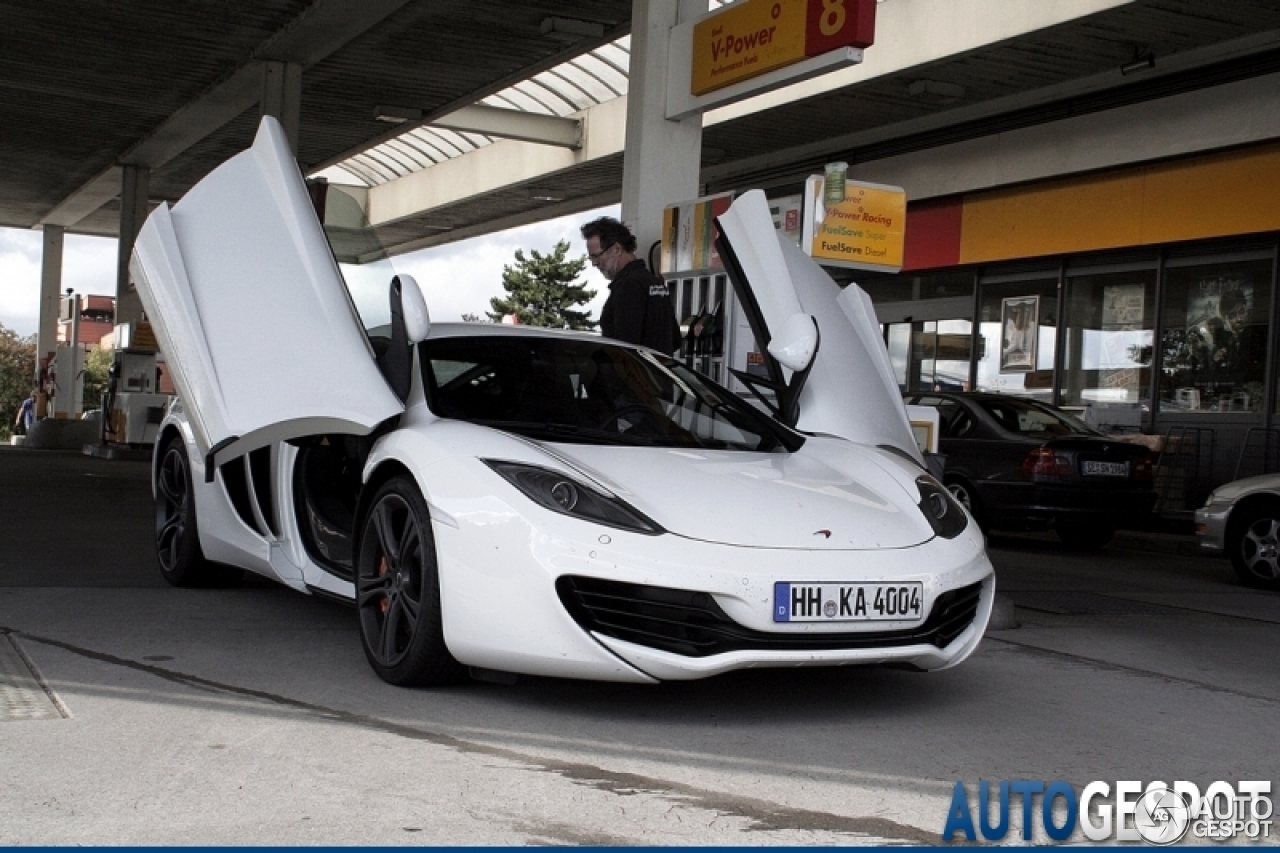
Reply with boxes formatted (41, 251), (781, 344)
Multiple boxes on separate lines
(1228, 502), (1280, 589)
(154, 435), (243, 587)
(355, 475), (467, 686)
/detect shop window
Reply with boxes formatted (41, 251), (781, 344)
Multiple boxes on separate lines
(975, 278), (1058, 401)
(886, 320), (974, 392)
(857, 270), (974, 303)
(1061, 269), (1156, 409)
(1159, 258), (1273, 414)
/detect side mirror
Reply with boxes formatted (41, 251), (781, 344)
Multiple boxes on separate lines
(397, 274), (431, 343)
(767, 312), (818, 372)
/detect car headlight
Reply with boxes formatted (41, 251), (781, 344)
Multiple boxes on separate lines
(916, 475), (968, 539)
(483, 460), (664, 535)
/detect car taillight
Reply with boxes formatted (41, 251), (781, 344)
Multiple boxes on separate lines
(1132, 456), (1153, 482)
(1019, 447), (1073, 477)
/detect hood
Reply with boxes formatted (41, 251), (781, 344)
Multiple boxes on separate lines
(130, 116), (403, 471)
(544, 442), (934, 550)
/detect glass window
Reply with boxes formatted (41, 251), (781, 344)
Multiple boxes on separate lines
(976, 278), (1059, 401)
(1060, 269), (1156, 408)
(421, 336), (802, 452)
(856, 270), (974, 303)
(1159, 258), (1273, 414)
(886, 320), (974, 393)
(975, 396), (1093, 437)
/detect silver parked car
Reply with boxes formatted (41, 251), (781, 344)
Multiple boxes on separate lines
(1195, 473), (1280, 589)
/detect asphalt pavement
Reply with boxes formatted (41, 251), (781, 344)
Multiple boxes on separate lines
(1, 446), (1277, 845)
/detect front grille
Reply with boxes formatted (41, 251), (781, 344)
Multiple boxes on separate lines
(556, 577), (984, 658)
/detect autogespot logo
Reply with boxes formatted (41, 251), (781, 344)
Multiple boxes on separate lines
(942, 780), (1273, 844)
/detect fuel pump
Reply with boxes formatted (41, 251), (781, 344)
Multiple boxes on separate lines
(102, 322), (170, 446)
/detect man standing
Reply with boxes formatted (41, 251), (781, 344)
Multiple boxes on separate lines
(581, 217), (680, 355)
(13, 389), (36, 435)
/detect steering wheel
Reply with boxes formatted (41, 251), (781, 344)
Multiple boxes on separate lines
(598, 405), (655, 431)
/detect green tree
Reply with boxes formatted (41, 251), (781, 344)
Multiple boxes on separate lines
(487, 240), (597, 330)
(82, 345), (113, 412)
(0, 322), (37, 441)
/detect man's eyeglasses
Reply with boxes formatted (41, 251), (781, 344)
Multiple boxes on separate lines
(588, 244), (613, 261)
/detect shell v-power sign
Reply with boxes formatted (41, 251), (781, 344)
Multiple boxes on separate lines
(691, 0), (875, 96)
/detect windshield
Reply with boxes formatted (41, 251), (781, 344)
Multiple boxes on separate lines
(976, 396), (1096, 437)
(422, 336), (804, 452)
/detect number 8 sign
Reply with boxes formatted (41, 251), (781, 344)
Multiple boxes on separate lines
(805, 0), (876, 56)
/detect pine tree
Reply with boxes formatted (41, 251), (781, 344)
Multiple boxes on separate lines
(487, 240), (597, 330)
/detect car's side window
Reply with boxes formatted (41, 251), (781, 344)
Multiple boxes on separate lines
(431, 359), (506, 419)
(934, 401), (973, 439)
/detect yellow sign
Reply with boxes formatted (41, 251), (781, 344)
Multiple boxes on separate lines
(661, 192), (734, 273)
(804, 174), (905, 272)
(691, 0), (807, 96)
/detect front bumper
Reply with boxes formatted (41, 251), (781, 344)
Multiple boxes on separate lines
(434, 497), (995, 681)
(983, 481), (1157, 528)
(1194, 502), (1230, 554)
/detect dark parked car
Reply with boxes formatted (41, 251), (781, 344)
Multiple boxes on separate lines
(904, 392), (1157, 548)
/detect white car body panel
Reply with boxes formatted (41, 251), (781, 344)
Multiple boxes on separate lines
(717, 190), (922, 461)
(142, 117), (994, 685)
(364, 411), (992, 682)
(131, 117), (402, 468)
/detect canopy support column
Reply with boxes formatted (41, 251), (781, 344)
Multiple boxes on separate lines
(36, 225), (64, 384)
(621, 0), (703, 262)
(115, 164), (150, 329)
(262, 60), (302, 155)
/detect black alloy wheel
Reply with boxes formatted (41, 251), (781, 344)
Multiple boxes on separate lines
(355, 475), (466, 686)
(1229, 503), (1280, 589)
(154, 435), (242, 587)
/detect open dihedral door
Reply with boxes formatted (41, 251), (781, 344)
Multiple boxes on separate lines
(715, 190), (921, 462)
(131, 117), (404, 479)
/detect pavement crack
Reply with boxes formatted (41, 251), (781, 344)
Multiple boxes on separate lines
(986, 635), (1280, 704)
(8, 626), (932, 844)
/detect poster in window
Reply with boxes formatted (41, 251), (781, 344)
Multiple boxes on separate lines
(1184, 275), (1254, 388)
(1000, 296), (1038, 373)
(1100, 283), (1146, 395)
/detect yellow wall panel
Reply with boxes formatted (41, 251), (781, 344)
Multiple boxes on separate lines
(958, 173), (1146, 263)
(1138, 144), (1280, 244)
(953, 142), (1280, 265)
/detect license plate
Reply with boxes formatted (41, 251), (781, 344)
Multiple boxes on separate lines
(773, 582), (924, 623)
(1082, 460), (1128, 477)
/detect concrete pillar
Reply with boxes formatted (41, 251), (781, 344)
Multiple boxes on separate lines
(36, 225), (64, 383)
(621, 0), (704, 263)
(261, 60), (302, 155)
(115, 164), (150, 328)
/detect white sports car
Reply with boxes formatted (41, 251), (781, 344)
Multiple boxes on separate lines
(132, 117), (994, 686)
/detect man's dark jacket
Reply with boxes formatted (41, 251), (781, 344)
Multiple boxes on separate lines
(599, 259), (680, 355)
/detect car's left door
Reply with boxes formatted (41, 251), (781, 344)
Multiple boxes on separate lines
(131, 116), (404, 478)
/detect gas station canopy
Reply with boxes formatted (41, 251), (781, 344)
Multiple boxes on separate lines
(4, 0), (1280, 257)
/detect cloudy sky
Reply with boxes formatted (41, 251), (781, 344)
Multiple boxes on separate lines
(0, 204), (619, 338)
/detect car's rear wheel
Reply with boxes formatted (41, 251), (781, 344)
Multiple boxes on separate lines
(944, 476), (986, 531)
(1055, 522), (1114, 550)
(155, 435), (243, 587)
(1228, 502), (1280, 589)
(355, 475), (467, 686)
